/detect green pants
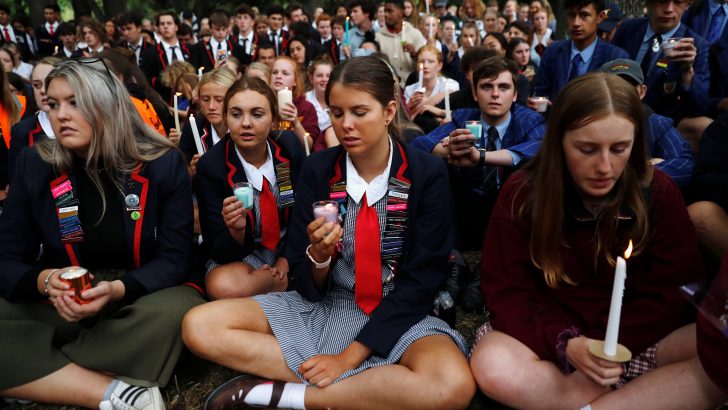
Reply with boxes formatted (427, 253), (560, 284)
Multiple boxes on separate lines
(0, 275), (204, 390)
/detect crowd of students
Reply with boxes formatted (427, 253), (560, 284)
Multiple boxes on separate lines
(0, 0), (727, 409)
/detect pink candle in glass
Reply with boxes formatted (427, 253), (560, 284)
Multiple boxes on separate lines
(313, 200), (339, 223)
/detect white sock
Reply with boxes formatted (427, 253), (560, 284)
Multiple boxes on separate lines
(103, 379), (122, 401)
(243, 381), (306, 409)
(244, 382), (274, 406)
(580, 405), (592, 410)
(278, 382), (307, 409)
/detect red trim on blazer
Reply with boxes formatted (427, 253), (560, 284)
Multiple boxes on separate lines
(28, 118), (42, 146)
(395, 142), (411, 184)
(130, 165), (149, 269)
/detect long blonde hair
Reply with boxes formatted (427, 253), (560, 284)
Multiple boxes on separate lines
(37, 60), (174, 218)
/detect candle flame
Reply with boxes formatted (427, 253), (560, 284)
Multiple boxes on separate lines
(346, 16), (350, 21)
(624, 240), (633, 259)
(175, 92), (182, 96)
(200, 67), (204, 71)
(420, 62), (423, 70)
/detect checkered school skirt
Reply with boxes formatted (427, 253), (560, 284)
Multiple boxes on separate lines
(474, 321), (658, 387)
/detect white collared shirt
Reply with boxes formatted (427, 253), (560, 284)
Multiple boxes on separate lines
(345, 139), (393, 205)
(45, 22), (59, 35)
(38, 111), (55, 139)
(210, 125), (225, 146)
(0, 24), (16, 43)
(235, 143), (276, 192)
(162, 40), (183, 62)
(128, 38), (144, 63)
(210, 37), (228, 53)
(239, 31), (254, 54)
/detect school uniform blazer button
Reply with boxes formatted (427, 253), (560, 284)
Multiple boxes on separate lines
(125, 194), (140, 208)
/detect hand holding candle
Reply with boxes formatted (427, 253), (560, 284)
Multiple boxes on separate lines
(313, 201), (340, 223)
(233, 182), (254, 209)
(589, 240), (634, 362)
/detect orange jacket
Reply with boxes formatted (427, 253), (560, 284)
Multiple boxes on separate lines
(131, 96), (166, 137)
(0, 95), (26, 148)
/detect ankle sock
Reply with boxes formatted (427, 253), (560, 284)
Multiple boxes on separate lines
(244, 381), (306, 409)
(103, 379), (121, 401)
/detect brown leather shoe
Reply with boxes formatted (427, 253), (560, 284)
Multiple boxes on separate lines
(205, 374), (286, 410)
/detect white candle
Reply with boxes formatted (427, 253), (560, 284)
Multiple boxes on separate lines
(425, 0), (430, 15)
(277, 87), (293, 116)
(54, 45), (58, 55)
(418, 63), (424, 89)
(198, 67), (203, 79)
(429, 18), (435, 40)
(604, 241), (633, 356)
(173, 92), (181, 132)
(188, 114), (205, 155)
(444, 91), (451, 119)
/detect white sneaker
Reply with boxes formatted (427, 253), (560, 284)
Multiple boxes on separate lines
(99, 382), (165, 410)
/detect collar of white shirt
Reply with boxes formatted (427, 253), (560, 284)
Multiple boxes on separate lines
(235, 142), (276, 191)
(210, 38), (227, 51)
(38, 111), (55, 138)
(345, 139), (393, 205)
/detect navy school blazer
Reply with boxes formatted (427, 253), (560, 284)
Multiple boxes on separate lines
(533, 37), (629, 101)
(8, 114), (49, 183)
(189, 39), (245, 73)
(286, 141), (453, 357)
(195, 132), (305, 265)
(0, 146), (194, 301)
(612, 17), (710, 119)
(140, 42), (192, 103)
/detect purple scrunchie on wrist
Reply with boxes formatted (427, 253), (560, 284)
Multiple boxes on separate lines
(556, 326), (581, 373)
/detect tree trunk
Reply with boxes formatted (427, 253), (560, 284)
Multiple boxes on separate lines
(27, 0), (47, 29)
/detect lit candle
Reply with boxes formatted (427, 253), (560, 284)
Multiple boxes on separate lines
(418, 62), (424, 88)
(188, 114), (205, 155)
(429, 18), (434, 40)
(54, 45), (58, 55)
(444, 91), (451, 120)
(426, 0), (430, 15)
(198, 67), (203, 79)
(469, 37), (474, 47)
(173, 92), (181, 131)
(345, 16), (350, 46)
(604, 240), (633, 356)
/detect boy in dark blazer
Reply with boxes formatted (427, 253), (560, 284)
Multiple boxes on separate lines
(532, 0), (628, 102)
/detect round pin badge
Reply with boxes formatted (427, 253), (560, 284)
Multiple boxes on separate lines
(131, 211), (141, 220)
(125, 194), (140, 208)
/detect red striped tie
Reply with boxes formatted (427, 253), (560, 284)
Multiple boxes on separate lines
(355, 194), (382, 315)
(260, 180), (280, 250)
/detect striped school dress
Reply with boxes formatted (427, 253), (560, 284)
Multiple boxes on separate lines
(253, 195), (468, 383)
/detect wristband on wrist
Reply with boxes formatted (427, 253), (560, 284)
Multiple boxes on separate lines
(43, 269), (60, 295)
(478, 148), (486, 167)
(306, 245), (332, 269)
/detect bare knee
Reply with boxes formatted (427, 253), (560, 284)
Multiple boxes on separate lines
(688, 201), (726, 231)
(181, 304), (216, 357)
(206, 264), (250, 300)
(470, 336), (522, 399)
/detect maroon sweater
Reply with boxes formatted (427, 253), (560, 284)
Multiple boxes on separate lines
(697, 252), (728, 394)
(482, 170), (704, 367)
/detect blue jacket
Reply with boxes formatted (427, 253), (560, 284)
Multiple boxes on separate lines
(287, 142), (452, 357)
(0, 147), (194, 302)
(645, 109), (694, 187)
(683, 3), (728, 116)
(410, 104), (546, 157)
(613, 17), (711, 119)
(533, 38), (628, 100)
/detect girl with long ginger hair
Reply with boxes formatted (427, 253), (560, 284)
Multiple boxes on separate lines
(470, 73), (727, 409)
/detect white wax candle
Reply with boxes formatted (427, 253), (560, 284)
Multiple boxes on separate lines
(189, 114), (205, 155)
(426, 0), (430, 15)
(604, 241), (632, 356)
(277, 87), (293, 116)
(444, 91), (451, 119)
(418, 63), (424, 88)
(198, 67), (203, 79)
(173, 93), (181, 131)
